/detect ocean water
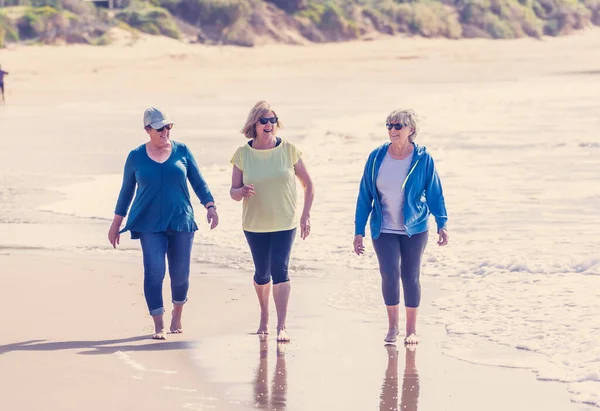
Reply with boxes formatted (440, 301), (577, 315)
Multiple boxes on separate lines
(6, 63), (599, 407)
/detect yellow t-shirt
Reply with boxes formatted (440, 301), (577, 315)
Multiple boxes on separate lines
(230, 139), (302, 232)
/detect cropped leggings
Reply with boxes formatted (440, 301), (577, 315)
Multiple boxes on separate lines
(372, 231), (428, 307)
(244, 228), (296, 285)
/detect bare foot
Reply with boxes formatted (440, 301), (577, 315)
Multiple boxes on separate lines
(152, 330), (167, 340)
(152, 314), (166, 340)
(404, 332), (419, 345)
(170, 310), (183, 334)
(277, 328), (291, 342)
(385, 328), (400, 343)
(257, 314), (269, 335)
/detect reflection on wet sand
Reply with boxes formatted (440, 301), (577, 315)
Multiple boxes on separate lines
(254, 335), (288, 410)
(380, 345), (420, 411)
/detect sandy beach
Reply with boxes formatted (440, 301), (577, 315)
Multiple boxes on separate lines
(1, 28), (599, 410)
(0, 248), (591, 411)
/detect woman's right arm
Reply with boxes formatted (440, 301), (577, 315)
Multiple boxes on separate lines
(354, 155), (374, 236)
(108, 152), (136, 248)
(354, 154), (375, 255)
(230, 165), (254, 201)
(108, 214), (124, 248)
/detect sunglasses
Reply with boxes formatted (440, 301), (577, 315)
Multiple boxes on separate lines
(154, 124), (173, 132)
(258, 117), (278, 125)
(386, 123), (405, 131)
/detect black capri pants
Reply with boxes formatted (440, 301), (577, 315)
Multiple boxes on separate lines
(244, 228), (296, 285)
(372, 231), (428, 307)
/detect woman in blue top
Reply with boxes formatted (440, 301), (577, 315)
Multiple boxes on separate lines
(108, 107), (219, 340)
(353, 109), (449, 345)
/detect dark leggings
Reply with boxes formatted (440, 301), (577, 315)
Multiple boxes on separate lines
(244, 228), (296, 285)
(372, 231), (428, 307)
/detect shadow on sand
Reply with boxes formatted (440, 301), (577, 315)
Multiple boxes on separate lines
(0, 335), (188, 356)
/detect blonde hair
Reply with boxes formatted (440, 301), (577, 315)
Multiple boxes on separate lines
(386, 109), (420, 142)
(241, 101), (283, 139)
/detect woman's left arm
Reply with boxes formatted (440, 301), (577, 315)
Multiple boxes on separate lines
(425, 156), (448, 246)
(186, 146), (218, 229)
(294, 159), (315, 240)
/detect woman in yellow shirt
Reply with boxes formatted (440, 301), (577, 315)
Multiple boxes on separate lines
(230, 101), (315, 342)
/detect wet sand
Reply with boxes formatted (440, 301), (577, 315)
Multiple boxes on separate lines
(0, 248), (593, 411)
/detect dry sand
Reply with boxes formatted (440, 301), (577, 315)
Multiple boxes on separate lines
(1, 28), (600, 410)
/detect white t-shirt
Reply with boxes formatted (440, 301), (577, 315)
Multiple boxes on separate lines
(376, 151), (413, 234)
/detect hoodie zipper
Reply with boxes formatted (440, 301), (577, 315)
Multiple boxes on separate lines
(402, 159), (420, 190)
(373, 143), (421, 189)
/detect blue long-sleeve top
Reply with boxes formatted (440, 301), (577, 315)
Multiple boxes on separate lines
(355, 142), (448, 239)
(114, 141), (214, 239)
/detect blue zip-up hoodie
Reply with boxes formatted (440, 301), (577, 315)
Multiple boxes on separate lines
(354, 142), (448, 239)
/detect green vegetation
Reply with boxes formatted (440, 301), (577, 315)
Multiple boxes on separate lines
(0, 0), (113, 46)
(0, 12), (20, 47)
(115, 3), (180, 38)
(0, 0), (599, 48)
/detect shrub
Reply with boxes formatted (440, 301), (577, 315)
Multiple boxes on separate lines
(543, 0), (592, 34)
(17, 6), (70, 43)
(410, 2), (444, 36)
(265, 0), (307, 12)
(297, 2), (327, 25)
(160, 0), (250, 28)
(583, 0), (600, 24)
(482, 11), (516, 37)
(510, 1), (544, 36)
(0, 12), (20, 48)
(320, 3), (345, 31)
(296, 1), (359, 39)
(410, 2), (462, 37)
(116, 6), (180, 38)
(389, 3), (414, 31)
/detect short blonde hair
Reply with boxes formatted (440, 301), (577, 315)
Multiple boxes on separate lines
(386, 109), (420, 142)
(241, 101), (283, 139)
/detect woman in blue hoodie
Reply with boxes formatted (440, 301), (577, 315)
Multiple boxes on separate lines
(353, 109), (448, 345)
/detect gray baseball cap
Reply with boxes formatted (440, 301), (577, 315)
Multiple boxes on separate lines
(143, 107), (174, 129)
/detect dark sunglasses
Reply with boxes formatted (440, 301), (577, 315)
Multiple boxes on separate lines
(386, 123), (405, 131)
(258, 117), (278, 125)
(154, 124), (173, 132)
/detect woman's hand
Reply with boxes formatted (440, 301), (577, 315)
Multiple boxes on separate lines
(437, 228), (449, 246)
(353, 235), (365, 255)
(108, 215), (124, 249)
(239, 184), (255, 198)
(207, 207), (219, 229)
(230, 165), (255, 201)
(294, 159), (315, 241)
(108, 224), (121, 249)
(300, 213), (311, 239)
